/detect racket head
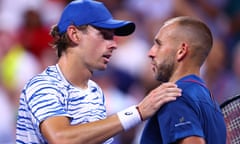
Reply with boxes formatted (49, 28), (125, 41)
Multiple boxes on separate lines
(220, 94), (240, 144)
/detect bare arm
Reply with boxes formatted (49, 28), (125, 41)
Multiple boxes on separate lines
(177, 136), (205, 144)
(40, 82), (182, 144)
(41, 115), (122, 144)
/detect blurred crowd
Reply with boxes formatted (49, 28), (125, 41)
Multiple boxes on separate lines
(0, 0), (239, 143)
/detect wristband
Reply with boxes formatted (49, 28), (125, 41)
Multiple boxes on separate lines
(117, 105), (142, 131)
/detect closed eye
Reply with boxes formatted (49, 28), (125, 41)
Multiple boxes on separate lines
(100, 31), (114, 40)
(93, 26), (114, 40)
(154, 38), (162, 46)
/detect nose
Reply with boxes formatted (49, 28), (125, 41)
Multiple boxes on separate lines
(148, 46), (155, 59)
(108, 40), (117, 50)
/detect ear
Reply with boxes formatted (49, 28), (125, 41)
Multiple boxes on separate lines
(177, 42), (188, 62)
(66, 25), (81, 43)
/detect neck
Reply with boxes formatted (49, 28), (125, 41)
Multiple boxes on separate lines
(57, 54), (92, 89)
(169, 64), (200, 83)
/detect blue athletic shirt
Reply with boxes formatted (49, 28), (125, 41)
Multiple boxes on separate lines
(140, 75), (226, 144)
(16, 64), (113, 144)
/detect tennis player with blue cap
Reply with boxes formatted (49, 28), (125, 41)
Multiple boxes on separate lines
(57, 0), (135, 36)
(16, 0), (182, 143)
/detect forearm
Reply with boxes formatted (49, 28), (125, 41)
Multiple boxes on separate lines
(177, 136), (206, 144)
(41, 82), (182, 144)
(41, 115), (124, 144)
(67, 115), (123, 144)
(41, 105), (143, 144)
(80, 106), (142, 143)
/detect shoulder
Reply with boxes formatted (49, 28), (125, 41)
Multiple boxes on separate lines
(158, 76), (209, 112)
(25, 66), (58, 87)
(176, 75), (209, 98)
(22, 65), (67, 99)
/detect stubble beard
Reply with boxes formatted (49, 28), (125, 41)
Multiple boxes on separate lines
(155, 59), (175, 83)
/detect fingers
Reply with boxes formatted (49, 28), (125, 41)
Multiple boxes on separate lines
(156, 92), (179, 107)
(155, 82), (180, 92)
(137, 82), (182, 121)
(149, 83), (182, 103)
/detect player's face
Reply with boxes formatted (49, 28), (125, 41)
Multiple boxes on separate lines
(80, 26), (117, 71)
(148, 26), (177, 82)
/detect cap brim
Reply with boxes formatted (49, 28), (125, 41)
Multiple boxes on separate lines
(91, 19), (135, 36)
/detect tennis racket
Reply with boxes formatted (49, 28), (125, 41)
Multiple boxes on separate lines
(220, 94), (240, 144)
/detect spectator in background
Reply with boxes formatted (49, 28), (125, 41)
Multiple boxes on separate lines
(17, 9), (56, 69)
(173, 0), (229, 39)
(109, 8), (150, 95)
(18, 9), (52, 59)
(126, 0), (175, 45)
(0, 0), (42, 33)
(208, 41), (240, 104)
(0, 89), (15, 144)
(0, 30), (16, 144)
(229, 42), (240, 96)
(224, 0), (240, 62)
(0, 29), (41, 109)
(200, 38), (230, 104)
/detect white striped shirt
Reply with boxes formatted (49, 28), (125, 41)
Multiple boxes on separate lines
(16, 64), (112, 144)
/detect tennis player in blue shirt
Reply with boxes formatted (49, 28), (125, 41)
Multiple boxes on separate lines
(140, 16), (226, 144)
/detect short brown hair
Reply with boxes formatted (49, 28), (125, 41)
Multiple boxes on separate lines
(49, 25), (88, 58)
(164, 16), (213, 66)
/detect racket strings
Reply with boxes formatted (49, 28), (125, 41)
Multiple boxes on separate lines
(221, 97), (240, 144)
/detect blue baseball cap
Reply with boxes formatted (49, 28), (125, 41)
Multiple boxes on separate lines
(57, 0), (135, 36)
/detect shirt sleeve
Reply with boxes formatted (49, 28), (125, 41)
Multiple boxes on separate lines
(26, 83), (71, 127)
(157, 96), (204, 143)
